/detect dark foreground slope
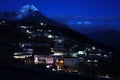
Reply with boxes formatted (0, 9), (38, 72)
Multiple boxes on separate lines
(0, 64), (113, 80)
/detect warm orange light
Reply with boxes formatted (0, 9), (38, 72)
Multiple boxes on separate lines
(59, 60), (64, 64)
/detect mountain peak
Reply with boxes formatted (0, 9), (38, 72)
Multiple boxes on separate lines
(20, 4), (38, 12)
(18, 4), (39, 19)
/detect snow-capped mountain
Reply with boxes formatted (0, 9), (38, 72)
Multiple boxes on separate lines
(0, 4), (40, 20)
(17, 4), (39, 19)
(0, 4), (68, 28)
(20, 4), (38, 13)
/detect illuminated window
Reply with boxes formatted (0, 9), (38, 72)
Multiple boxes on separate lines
(52, 69), (56, 71)
(78, 51), (85, 54)
(58, 40), (63, 43)
(14, 56), (25, 59)
(14, 52), (23, 55)
(51, 48), (54, 52)
(92, 46), (96, 50)
(26, 30), (32, 33)
(104, 54), (107, 58)
(53, 52), (63, 56)
(46, 65), (50, 68)
(72, 54), (77, 57)
(34, 57), (38, 64)
(48, 34), (53, 38)
(96, 53), (101, 56)
(94, 60), (98, 62)
(19, 26), (27, 29)
(59, 60), (64, 64)
(87, 60), (91, 62)
(40, 22), (44, 25)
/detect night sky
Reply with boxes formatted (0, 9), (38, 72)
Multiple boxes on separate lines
(0, 0), (120, 52)
(0, 0), (120, 18)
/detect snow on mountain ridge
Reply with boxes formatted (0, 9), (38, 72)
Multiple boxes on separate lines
(17, 4), (39, 19)
(20, 4), (38, 13)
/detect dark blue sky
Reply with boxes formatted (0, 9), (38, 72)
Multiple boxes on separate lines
(0, 0), (120, 18)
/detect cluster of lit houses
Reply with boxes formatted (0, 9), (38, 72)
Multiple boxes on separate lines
(0, 20), (6, 25)
(12, 22), (112, 73)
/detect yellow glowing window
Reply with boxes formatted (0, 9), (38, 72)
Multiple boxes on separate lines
(59, 60), (64, 64)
